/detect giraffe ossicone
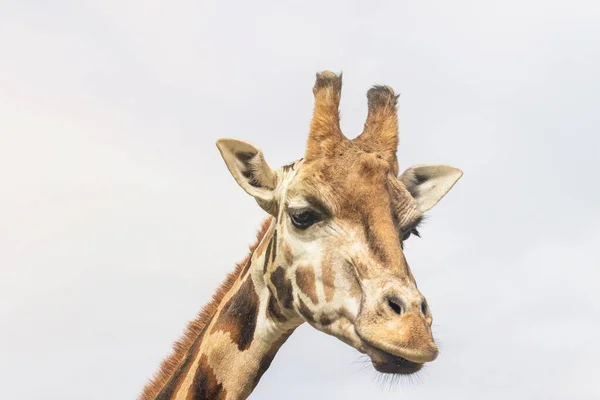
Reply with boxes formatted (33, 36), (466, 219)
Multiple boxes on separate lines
(140, 71), (463, 400)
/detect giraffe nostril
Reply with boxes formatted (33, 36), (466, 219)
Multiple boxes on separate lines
(387, 298), (404, 315)
(421, 299), (428, 316)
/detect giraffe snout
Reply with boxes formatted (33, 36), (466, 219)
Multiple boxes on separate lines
(354, 289), (438, 365)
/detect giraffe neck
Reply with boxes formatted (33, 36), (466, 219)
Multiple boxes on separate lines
(146, 219), (303, 400)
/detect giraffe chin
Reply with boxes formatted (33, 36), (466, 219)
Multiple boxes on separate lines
(366, 347), (423, 375)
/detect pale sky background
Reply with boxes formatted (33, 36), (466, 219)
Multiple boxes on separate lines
(1, 1), (599, 399)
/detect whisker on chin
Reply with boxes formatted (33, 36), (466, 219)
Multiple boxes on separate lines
(353, 353), (404, 392)
(368, 364), (429, 392)
(351, 353), (374, 376)
(351, 354), (372, 366)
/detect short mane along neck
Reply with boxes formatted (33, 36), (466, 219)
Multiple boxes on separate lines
(140, 218), (302, 400)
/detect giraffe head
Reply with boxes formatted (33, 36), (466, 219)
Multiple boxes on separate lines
(216, 71), (462, 375)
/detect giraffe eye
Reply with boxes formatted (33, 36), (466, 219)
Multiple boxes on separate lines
(289, 209), (321, 230)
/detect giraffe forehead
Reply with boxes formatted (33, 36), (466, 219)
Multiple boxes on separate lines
(285, 158), (394, 212)
(285, 162), (415, 224)
(298, 149), (390, 183)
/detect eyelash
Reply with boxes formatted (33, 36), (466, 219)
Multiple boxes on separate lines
(402, 227), (421, 241)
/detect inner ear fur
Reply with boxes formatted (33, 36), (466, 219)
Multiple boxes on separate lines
(399, 164), (463, 212)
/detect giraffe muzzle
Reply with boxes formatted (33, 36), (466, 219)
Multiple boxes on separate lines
(354, 297), (439, 369)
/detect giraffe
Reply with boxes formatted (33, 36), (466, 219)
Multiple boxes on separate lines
(139, 71), (463, 400)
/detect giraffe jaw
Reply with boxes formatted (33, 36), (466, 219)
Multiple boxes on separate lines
(324, 315), (428, 374)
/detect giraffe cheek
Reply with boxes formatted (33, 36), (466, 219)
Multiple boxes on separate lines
(321, 260), (336, 303)
(295, 265), (319, 304)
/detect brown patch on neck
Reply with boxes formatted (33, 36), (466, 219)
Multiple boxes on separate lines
(295, 265), (318, 304)
(187, 354), (227, 400)
(139, 218), (273, 400)
(210, 277), (260, 351)
(266, 292), (287, 323)
(270, 266), (294, 310)
(297, 297), (316, 323)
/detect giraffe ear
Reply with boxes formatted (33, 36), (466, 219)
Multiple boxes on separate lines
(216, 138), (278, 210)
(399, 165), (463, 213)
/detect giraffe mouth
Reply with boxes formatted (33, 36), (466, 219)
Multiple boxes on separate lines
(362, 344), (424, 375)
(368, 348), (423, 374)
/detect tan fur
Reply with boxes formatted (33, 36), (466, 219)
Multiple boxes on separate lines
(354, 85), (400, 174)
(305, 71), (348, 161)
(321, 259), (336, 302)
(139, 218), (273, 400)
